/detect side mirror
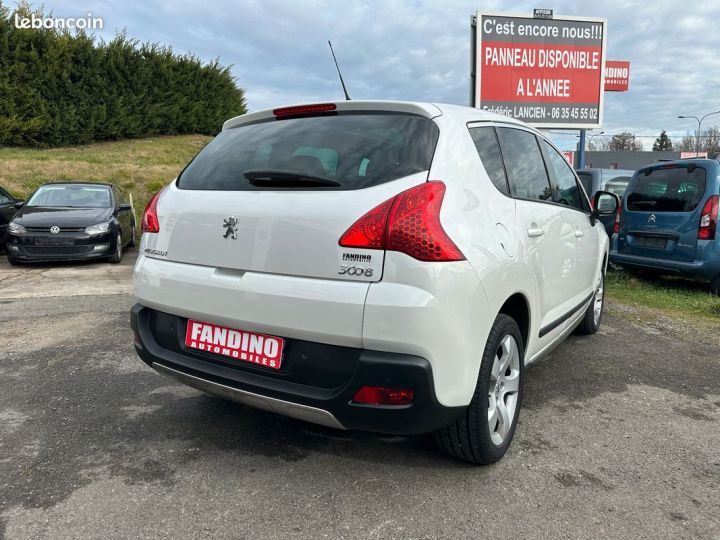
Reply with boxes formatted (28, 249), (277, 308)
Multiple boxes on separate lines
(590, 191), (620, 225)
(118, 202), (132, 212)
(14, 200), (24, 209)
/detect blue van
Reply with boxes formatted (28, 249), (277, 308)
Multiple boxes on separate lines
(609, 159), (720, 294)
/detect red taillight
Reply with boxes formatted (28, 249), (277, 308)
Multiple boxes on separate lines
(339, 181), (465, 262)
(272, 103), (336, 118)
(141, 190), (162, 233)
(337, 198), (393, 249)
(613, 201), (622, 234)
(352, 386), (414, 406)
(698, 195), (719, 240)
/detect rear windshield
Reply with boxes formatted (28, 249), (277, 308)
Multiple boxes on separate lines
(177, 113), (439, 191)
(626, 166), (707, 212)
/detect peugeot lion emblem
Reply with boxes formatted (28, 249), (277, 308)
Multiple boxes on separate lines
(50, 226), (61, 234)
(223, 217), (238, 239)
(648, 214), (657, 224)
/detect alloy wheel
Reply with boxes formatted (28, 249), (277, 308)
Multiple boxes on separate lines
(593, 273), (604, 326)
(488, 334), (521, 445)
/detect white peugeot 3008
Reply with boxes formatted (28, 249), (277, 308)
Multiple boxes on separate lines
(131, 101), (618, 464)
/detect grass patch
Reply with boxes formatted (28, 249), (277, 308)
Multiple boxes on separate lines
(606, 269), (720, 322)
(0, 135), (211, 214)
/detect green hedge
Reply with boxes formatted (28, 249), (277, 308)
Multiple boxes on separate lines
(0, 2), (246, 146)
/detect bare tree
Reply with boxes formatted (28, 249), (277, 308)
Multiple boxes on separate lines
(608, 132), (643, 151)
(588, 138), (610, 151)
(677, 135), (696, 152)
(703, 127), (720, 158)
(676, 128), (720, 157)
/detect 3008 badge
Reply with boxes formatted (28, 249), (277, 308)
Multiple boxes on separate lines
(338, 265), (373, 277)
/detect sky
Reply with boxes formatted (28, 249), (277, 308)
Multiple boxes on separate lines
(8, 0), (720, 150)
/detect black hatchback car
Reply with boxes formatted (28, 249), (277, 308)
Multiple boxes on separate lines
(0, 185), (23, 248)
(6, 182), (135, 265)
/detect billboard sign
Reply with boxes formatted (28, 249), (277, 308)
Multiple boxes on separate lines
(472, 12), (607, 129)
(604, 60), (630, 91)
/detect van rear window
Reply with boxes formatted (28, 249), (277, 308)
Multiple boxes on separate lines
(177, 113), (439, 191)
(626, 167), (706, 212)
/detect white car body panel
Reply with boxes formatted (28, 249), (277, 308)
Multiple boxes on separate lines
(134, 99), (608, 412)
(133, 253), (369, 348)
(143, 171), (429, 283)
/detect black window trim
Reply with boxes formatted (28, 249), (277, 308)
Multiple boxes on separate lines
(494, 124), (555, 206)
(537, 135), (592, 215)
(467, 125), (512, 197)
(467, 121), (592, 214)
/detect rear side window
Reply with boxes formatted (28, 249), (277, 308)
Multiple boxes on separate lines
(0, 188), (12, 204)
(626, 167), (707, 212)
(469, 127), (509, 194)
(540, 139), (586, 211)
(177, 113), (439, 191)
(496, 128), (552, 201)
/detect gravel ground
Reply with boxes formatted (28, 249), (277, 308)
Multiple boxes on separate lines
(1, 252), (719, 539)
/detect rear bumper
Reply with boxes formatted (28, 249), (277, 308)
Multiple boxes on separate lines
(131, 304), (465, 434)
(609, 250), (720, 280)
(133, 252), (490, 408)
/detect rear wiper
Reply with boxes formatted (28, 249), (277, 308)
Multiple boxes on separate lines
(244, 169), (341, 187)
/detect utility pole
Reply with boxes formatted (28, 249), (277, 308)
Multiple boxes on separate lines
(678, 110), (720, 157)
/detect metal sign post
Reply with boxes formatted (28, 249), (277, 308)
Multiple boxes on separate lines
(577, 129), (586, 169)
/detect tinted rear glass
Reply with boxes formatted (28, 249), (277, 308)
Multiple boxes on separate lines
(177, 113), (439, 190)
(469, 127), (509, 194)
(626, 167), (706, 212)
(496, 128), (552, 201)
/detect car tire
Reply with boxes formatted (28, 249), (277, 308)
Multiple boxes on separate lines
(435, 314), (524, 465)
(7, 254), (20, 266)
(711, 275), (720, 296)
(108, 232), (123, 264)
(575, 272), (605, 335)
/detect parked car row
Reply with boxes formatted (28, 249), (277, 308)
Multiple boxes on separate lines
(0, 182), (135, 265)
(5, 102), (718, 468)
(576, 161), (720, 294)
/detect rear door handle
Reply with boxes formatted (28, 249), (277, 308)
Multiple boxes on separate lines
(574, 230), (585, 238)
(527, 228), (545, 238)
